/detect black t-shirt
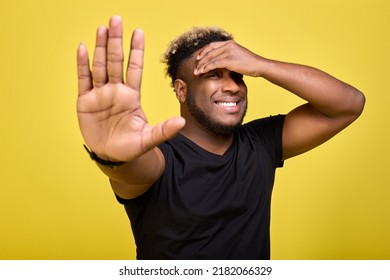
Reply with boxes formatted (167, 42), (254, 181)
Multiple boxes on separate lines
(117, 115), (285, 259)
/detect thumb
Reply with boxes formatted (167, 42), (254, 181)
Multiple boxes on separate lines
(149, 116), (186, 147)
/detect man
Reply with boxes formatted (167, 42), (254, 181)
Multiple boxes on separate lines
(76, 16), (365, 259)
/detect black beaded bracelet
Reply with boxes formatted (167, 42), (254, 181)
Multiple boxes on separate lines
(83, 145), (126, 169)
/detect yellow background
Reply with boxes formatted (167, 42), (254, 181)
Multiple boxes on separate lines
(1, 0), (389, 259)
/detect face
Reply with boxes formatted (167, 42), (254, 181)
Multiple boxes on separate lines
(179, 58), (248, 136)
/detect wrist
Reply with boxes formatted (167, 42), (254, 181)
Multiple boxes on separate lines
(83, 145), (126, 169)
(253, 56), (272, 78)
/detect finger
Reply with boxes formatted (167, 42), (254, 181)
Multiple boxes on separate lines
(194, 49), (228, 75)
(126, 29), (144, 91)
(77, 43), (92, 96)
(92, 26), (108, 87)
(196, 41), (229, 60)
(194, 42), (230, 75)
(146, 117), (186, 150)
(107, 15), (124, 83)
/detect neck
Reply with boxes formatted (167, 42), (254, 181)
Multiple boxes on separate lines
(179, 122), (234, 155)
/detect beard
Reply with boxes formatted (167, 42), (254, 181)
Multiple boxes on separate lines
(186, 90), (247, 136)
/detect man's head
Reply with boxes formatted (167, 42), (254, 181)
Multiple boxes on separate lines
(162, 26), (233, 87)
(162, 27), (247, 136)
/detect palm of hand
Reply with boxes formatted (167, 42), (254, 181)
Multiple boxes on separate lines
(77, 16), (184, 162)
(77, 83), (151, 162)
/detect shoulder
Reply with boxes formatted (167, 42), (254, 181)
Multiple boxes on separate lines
(157, 133), (188, 155)
(240, 114), (286, 137)
(239, 114), (286, 167)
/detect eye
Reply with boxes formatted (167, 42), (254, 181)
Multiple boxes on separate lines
(205, 70), (222, 79)
(231, 72), (244, 83)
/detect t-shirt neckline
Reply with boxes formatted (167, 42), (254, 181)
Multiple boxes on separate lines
(176, 133), (235, 159)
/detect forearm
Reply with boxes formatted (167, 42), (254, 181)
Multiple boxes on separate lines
(259, 58), (365, 118)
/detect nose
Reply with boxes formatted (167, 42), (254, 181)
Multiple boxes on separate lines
(221, 74), (241, 94)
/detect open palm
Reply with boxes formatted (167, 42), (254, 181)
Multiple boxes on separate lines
(76, 16), (184, 162)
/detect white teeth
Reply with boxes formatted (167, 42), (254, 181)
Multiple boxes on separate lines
(218, 102), (237, 107)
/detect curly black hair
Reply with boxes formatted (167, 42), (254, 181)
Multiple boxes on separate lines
(162, 26), (233, 87)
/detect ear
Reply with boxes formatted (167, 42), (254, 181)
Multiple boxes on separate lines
(174, 79), (187, 103)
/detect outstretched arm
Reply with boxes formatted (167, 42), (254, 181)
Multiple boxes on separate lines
(76, 16), (185, 198)
(194, 40), (365, 160)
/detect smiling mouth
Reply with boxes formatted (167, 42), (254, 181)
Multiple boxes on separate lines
(216, 101), (238, 107)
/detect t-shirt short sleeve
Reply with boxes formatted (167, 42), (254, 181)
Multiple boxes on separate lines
(241, 114), (286, 168)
